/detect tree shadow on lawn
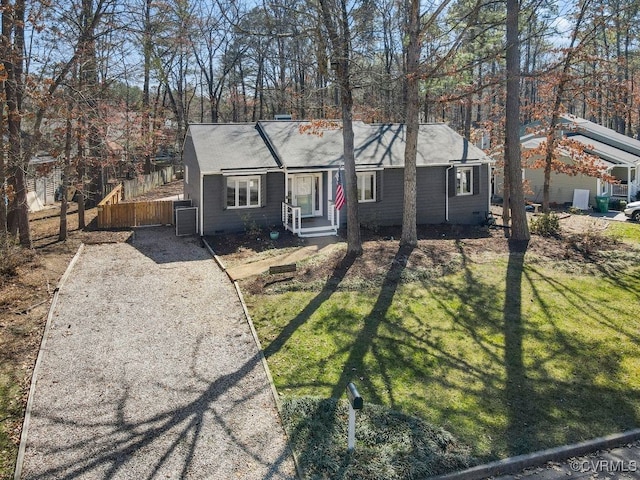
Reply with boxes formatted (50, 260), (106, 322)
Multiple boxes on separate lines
(263, 252), (358, 359)
(375, 240), (636, 461)
(266, 238), (640, 473)
(265, 245), (426, 477)
(472, 240), (640, 459)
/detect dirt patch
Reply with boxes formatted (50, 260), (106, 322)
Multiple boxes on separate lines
(211, 213), (638, 296)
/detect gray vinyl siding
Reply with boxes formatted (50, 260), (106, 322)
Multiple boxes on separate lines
(357, 165), (490, 227)
(182, 135), (201, 211)
(417, 167), (447, 224)
(358, 169), (403, 227)
(201, 171), (284, 235)
(447, 164), (491, 224)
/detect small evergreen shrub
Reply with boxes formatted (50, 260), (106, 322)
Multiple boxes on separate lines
(530, 213), (560, 237)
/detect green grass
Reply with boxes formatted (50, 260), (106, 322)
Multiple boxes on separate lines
(605, 221), (640, 243)
(247, 251), (640, 467)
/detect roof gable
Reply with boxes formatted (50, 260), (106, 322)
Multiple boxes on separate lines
(559, 114), (640, 164)
(186, 123), (279, 173)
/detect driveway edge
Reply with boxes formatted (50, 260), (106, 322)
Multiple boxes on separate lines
(431, 428), (640, 480)
(13, 243), (85, 480)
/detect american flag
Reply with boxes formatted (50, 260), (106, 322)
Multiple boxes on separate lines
(335, 169), (345, 210)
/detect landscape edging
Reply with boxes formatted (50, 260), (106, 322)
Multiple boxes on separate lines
(13, 243), (86, 480)
(430, 428), (640, 480)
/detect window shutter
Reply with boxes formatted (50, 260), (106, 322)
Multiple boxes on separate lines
(448, 167), (456, 197)
(377, 170), (383, 202)
(261, 174), (267, 206)
(473, 166), (480, 196)
(222, 176), (228, 210)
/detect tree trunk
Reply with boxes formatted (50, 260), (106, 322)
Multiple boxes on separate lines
(401, 0), (420, 248)
(142, 0), (152, 174)
(318, 0), (362, 256)
(541, 1), (588, 212)
(340, 80), (362, 256)
(505, 0), (529, 242)
(3, 0), (31, 247)
(59, 94), (75, 242)
(0, 78), (6, 234)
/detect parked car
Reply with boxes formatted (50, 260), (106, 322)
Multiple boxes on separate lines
(623, 200), (640, 221)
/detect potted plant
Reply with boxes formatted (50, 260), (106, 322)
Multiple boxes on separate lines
(269, 226), (280, 240)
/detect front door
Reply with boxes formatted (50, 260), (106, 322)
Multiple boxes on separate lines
(292, 174), (323, 217)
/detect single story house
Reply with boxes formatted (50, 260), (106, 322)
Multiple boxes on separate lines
(495, 114), (639, 208)
(182, 120), (493, 237)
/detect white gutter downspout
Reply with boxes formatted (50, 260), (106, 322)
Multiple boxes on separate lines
(445, 165), (454, 222)
(488, 164), (493, 213)
(200, 173), (204, 236)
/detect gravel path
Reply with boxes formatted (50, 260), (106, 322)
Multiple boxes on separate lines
(18, 227), (296, 479)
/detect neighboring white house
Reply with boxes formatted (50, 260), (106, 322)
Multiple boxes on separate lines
(494, 114), (640, 208)
(26, 155), (62, 212)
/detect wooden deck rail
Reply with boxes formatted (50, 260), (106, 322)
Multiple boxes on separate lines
(98, 183), (123, 206)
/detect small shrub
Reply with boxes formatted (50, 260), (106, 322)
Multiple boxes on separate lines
(565, 226), (617, 257)
(361, 212), (381, 234)
(530, 213), (560, 237)
(0, 234), (33, 278)
(239, 213), (262, 238)
(609, 199), (619, 211)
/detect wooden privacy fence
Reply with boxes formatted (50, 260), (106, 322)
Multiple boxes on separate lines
(97, 201), (174, 229)
(122, 165), (176, 200)
(97, 184), (174, 228)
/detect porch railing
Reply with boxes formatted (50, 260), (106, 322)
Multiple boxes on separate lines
(328, 201), (339, 227)
(282, 201), (340, 236)
(282, 202), (302, 234)
(610, 183), (629, 197)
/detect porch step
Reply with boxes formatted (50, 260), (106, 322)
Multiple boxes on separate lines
(298, 228), (338, 238)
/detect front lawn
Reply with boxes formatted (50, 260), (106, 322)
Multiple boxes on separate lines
(245, 230), (640, 469)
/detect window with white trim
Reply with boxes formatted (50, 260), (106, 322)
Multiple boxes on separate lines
(356, 171), (376, 202)
(226, 176), (261, 208)
(456, 167), (473, 195)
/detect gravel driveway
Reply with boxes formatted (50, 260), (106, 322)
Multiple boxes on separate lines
(17, 227), (296, 479)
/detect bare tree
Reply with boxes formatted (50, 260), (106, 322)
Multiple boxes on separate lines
(401, 0), (480, 247)
(317, 0), (362, 256)
(2, 0), (31, 247)
(504, 0), (529, 242)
